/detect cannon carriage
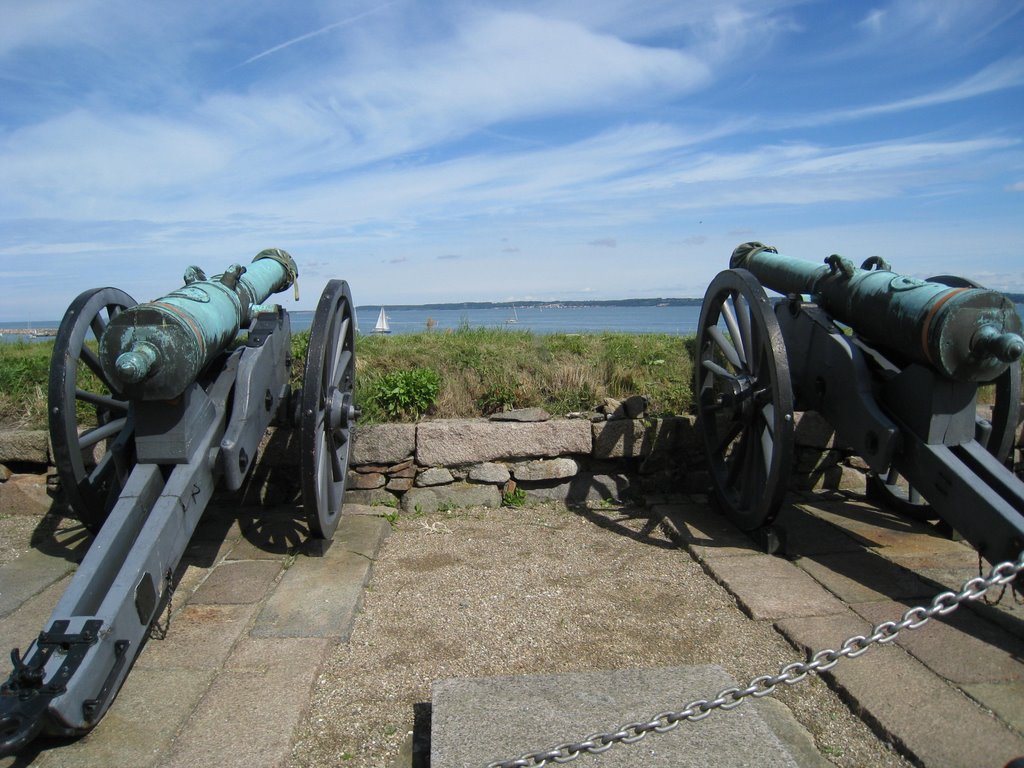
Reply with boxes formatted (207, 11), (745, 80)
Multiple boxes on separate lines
(0, 250), (357, 755)
(694, 243), (1024, 568)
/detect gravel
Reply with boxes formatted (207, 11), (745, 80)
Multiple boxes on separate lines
(287, 501), (911, 768)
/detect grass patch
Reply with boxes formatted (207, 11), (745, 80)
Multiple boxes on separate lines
(1, 327), (695, 429)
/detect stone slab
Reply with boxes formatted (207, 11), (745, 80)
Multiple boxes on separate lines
(794, 552), (934, 604)
(416, 419), (591, 466)
(251, 548), (372, 638)
(0, 430), (49, 464)
(851, 600), (1024, 684)
(162, 637), (330, 768)
(32, 668), (214, 768)
(135, 602), (260, 671)
(705, 555), (848, 620)
(656, 503), (759, 559)
(0, 549), (75, 618)
(432, 665), (800, 768)
(776, 613), (1024, 768)
(334, 513), (391, 560)
(963, 681), (1024, 733)
(0, 575), (70, 655)
(189, 559), (282, 605)
(770, 504), (863, 556)
(351, 423), (416, 465)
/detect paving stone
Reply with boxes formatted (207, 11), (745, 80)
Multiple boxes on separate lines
(0, 549), (76, 618)
(776, 612), (1024, 768)
(432, 665), (801, 768)
(163, 637), (330, 768)
(795, 552), (934, 604)
(0, 575), (70, 655)
(851, 600), (1024, 684)
(771, 504), (863, 555)
(32, 668), (214, 768)
(252, 548), (372, 638)
(223, 534), (294, 561)
(797, 499), (971, 559)
(189, 560), (282, 605)
(962, 681), (1024, 733)
(655, 503), (758, 559)
(333, 514), (391, 560)
(136, 603), (260, 671)
(705, 555), (847, 620)
(341, 502), (392, 518)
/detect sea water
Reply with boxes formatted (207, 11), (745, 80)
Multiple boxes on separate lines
(5, 303), (1024, 342)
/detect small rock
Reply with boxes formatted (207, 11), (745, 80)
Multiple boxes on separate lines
(347, 471), (386, 490)
(388, 465), (417, 479)
(354, 464), (390, 474)
(468, 462), (511, 484)
(388, 458), (416, 473)
(416, 467), (455, 487)
(512, 458), (580, 481)
(386, 477), (414, 492)
(488, 408), (551, 423)
(623, 395), (650, 419)
(0, 464), (11, 482)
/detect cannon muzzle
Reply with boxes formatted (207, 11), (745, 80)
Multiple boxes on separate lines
(730, 242), (1023, 382)
(99, 249), (298, 400)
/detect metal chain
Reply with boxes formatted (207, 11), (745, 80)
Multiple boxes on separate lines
(485, 551), (1024, 768)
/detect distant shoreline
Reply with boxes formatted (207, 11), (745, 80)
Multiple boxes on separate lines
(355, 298), (706, 311)
(357, 291), (1024, 312)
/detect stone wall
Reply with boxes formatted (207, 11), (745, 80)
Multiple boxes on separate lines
(342, 411), (707, 512)
(2, 405), (1022, 517)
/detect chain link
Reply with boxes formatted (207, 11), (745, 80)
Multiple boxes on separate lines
(485, 551), (1024, 768)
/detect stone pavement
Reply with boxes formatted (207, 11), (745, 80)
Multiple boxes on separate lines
(0, 485), (1022, 767)
(658, 493), (1024, 768)
(0, 501), (391, 768)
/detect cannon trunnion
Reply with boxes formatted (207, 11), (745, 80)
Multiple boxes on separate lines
(695, 244), (1024, 571)
(0, 252), (357, 756)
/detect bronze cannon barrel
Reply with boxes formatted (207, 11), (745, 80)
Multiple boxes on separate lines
(730, 242), (1023, 382)
(99, 249), (298, 400)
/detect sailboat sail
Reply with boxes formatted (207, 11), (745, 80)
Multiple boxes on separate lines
(373, 307), (391, 334)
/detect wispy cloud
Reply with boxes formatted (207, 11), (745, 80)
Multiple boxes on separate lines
(240, 3), (399, 66)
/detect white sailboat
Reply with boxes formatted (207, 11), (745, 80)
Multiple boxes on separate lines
(505, 305), (519, 324)
(372, 307), (391, 334)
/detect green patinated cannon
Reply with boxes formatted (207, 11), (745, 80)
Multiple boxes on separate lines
(694, 243), (1024, 569)
(0, 251), (357, 756)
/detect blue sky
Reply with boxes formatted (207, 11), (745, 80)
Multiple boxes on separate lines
(1, 0), (1023, 320)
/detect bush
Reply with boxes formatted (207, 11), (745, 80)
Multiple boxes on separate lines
(366, 367), (441, 420)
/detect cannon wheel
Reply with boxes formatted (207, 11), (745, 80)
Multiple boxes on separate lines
(49, 287), (137, 532)
(866, 275), (1022, 521)
(301, 280), (357, 540)
(695, 269), (795, 531)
